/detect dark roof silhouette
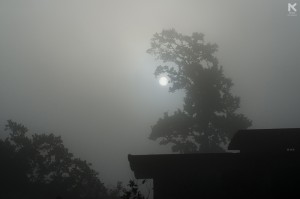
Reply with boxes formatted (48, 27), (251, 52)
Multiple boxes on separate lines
(129, 153), (240, 179)
(129, 128), (300, 199)
(228, 128), (300, 153)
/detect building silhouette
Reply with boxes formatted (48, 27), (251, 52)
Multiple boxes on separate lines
(129, 129), (300, 199)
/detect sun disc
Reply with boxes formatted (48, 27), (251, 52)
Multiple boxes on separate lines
(159, 76), (168, 86)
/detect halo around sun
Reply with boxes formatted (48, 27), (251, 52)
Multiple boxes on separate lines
(159, 76), (168, 86)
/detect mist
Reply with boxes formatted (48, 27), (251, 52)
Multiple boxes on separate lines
(0, 0), (299, 187)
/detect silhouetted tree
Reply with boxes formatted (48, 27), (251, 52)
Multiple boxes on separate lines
(0, 120), (108, 199)
(147, 29), (252, 153)
(121, 180), (147, 199)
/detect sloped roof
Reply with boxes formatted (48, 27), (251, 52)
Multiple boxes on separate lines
(228, 128), (300, 153)
(129, 128), (300, 179)
(128, 153), (240, 179)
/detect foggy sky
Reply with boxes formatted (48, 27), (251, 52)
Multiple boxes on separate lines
(0, 0), (299, 185)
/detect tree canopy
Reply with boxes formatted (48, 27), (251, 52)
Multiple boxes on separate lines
(147, 29), (252, 153)
(0, 120), (111, 199)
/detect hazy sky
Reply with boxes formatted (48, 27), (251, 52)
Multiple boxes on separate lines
(0, 0), (299, 185)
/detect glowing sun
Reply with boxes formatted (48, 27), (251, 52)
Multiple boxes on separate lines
(159, 76), (168, 86)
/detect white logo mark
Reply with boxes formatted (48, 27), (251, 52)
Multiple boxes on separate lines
(288, 3), (297, 16)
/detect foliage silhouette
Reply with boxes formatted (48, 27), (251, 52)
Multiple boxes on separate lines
(0, 120), (115, 199)
(121, 180), (147, 199)
(147, 29), (252, 153)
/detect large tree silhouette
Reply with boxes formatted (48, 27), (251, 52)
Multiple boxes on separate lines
(147, 29), (252, 153)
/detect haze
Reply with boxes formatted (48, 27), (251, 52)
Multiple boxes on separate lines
(0, 0), (299, 186)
